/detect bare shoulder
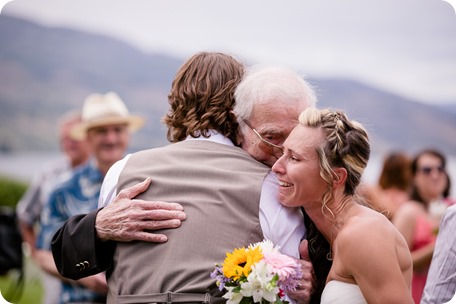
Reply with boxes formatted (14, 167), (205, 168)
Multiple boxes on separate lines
(336, 207), (409, 271)
(393, 200), (424, 221)
(397, 200), (422, 212)
(338, 207), (398, 252)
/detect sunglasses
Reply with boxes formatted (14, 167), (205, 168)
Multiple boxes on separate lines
(418, 165), (445, 175)
(243, 119), (284, 159)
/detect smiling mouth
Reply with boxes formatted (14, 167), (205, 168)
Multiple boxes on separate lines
(279, 180), (293, 187)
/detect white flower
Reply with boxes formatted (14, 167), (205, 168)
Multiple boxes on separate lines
(252, 239), (279, 256)
(223, 286), (243, 304)
(240, 261), (279, 303)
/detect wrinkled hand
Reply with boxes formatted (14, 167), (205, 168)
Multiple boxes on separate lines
(287, 239), (315, 304)
(95, 178), (186, 243)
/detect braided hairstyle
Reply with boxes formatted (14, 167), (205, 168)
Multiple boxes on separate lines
(299, 108), (370, 302)
(299, 108), (370, 215)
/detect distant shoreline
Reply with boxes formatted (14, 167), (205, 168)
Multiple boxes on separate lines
(1, 151), (456, 197)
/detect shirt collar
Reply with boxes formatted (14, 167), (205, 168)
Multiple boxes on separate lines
(185, 130), (234, 147)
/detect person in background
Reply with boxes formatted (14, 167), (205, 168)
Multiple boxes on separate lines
(52, 55), (319, 303)
(272, 107), (413, 303)
(359, 151), (412, 220)
(35, 92), (144, 304)
(16, 110), (90, 304)
(393, 148), (452, 304)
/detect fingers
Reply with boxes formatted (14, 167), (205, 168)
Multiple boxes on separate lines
(134, 218), (183, 231)
(299, 239), (310, 261)
(131, 232), (169, 243)
(287, 272), (313, 304)
(137, 209), (186, 222)
(116, 178), (152, 200)
(96, 198), (186, 242)
(97, 178), (189, 243)
(134, 200), (184, 212)
(287, 285), (312, 304)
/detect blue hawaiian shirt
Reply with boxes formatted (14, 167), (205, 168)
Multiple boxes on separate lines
(37, 160), (106, 304)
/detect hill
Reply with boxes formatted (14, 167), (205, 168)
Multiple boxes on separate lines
(1, 14), (455, 156)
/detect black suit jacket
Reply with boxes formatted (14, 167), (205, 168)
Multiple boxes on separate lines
(51, 208), (116, 280)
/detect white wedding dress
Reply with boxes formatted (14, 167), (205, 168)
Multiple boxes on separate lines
(321, 281), (367, 304)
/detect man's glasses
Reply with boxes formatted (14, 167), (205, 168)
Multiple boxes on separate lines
(418, 165), (445, 175)
(243, 119), (284, 159)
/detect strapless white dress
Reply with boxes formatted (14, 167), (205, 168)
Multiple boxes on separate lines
(321, 281), (367, 304)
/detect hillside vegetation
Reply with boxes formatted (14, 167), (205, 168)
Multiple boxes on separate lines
(1, 15), (455, 156)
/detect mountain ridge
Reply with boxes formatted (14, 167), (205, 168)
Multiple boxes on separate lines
(1, 14), (455, 156)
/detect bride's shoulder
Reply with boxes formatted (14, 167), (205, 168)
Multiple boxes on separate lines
(339, 211), (391, 248)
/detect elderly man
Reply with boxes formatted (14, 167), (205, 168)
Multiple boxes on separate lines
(52, 59), (318, 302)
(36, 92), (144, 304)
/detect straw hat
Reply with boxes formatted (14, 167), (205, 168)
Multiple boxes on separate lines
(71, 92), (145, 140)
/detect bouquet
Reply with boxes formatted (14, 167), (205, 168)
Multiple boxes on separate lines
(210, 239), (302, 304)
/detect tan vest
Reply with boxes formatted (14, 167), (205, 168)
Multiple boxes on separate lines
(107, 140), (270, 303)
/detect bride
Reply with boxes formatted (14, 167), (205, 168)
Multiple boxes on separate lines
(272, 107), (414, 303)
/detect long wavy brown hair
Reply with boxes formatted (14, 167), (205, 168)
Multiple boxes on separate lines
(163, 52), (244, 144)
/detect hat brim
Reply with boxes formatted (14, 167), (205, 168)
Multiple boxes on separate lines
(71, 115), (145, 140)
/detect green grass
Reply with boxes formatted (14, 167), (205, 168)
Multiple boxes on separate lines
(0, 257), (43, 304)
(0, 175), (43, 303)
(0, 175), (44, 303)
(0, 176), (27, 208)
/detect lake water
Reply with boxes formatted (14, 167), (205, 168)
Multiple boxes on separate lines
(1, 151), (456, 197)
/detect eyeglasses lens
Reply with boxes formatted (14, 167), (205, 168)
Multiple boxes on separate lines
(258, 142), (284, 159)
(243, 119), (284, 159)
(420, 166), (444, 175)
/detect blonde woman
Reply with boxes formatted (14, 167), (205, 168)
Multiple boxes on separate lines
(272, 108), (413, 303)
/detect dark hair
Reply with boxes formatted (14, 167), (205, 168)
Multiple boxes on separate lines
(444, 173), (451, 198)
(304, 209), (332, 304)
(163, 52), (244, 143)
(410, 149), (447, 203)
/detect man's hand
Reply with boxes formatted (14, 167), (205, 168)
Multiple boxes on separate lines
(95, 178), (186, 243)
(77, 273), (108, 295)
(287, 239), (315, 304)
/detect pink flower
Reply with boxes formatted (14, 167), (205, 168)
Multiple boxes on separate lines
(262, 252), (298, 280)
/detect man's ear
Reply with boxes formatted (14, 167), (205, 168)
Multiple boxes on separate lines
(333, 167), (348, 188)
(230, 111), (243, 147)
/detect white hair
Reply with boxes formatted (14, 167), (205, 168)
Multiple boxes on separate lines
(233, 64), (317, 123)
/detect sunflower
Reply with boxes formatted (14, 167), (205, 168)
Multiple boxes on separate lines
(222, 245), (263, 281)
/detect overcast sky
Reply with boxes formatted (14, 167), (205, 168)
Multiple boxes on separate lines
(2, 0), (456, 105)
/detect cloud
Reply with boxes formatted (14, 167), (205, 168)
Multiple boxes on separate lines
(0, 0), (14, 13)
(2, 0), (456, 104)
(442, 0), (456, 14)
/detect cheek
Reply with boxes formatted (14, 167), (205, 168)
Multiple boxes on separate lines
(434, 176), (448, 191)
(294, 170), (325, 201)
(120, 134), (130, 147)
(243, 142), (266, 163)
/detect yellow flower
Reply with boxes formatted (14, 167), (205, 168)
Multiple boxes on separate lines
(222, 245), (263, 281)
